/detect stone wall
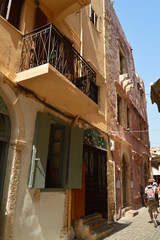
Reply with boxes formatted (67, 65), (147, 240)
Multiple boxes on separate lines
(105, 0), (150, 219)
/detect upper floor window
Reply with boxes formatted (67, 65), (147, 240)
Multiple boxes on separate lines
(89, 4), (98, 28)
(117, 94), (122, 125)
(119, 48), (126, 75)
(127, 107), (130, 130)
(0, 0), (23, 29)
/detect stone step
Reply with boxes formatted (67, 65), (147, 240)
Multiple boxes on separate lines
(90, 224), (113, 240)
(124, 206), (132, 212)
(74, 213), (113, 240)
(84, 218), (108, 231)
(82, 213), (102, 224)
(125, 210), (139, 217)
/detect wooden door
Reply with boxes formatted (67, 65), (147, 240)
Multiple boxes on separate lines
(84, 145), (107, 218)
(31, 7), (48, 67)
(122, 157), (127, 207)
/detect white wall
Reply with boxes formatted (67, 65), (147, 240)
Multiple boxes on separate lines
(12, 95), (66, 240)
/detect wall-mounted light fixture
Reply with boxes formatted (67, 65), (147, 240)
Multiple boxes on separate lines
(117, 167), (121, 172)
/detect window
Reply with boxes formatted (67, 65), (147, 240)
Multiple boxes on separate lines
(139, 122), (142, 140)
(127, 107), (130, 129)
(0, 0), (23, 29)
(0, 97), (10, 209)
(45, 123), (66, 188)
(117, 94), (122, 124)
(28, 112), (84, 189)
(89, 4), (98, 28)
(119, 49), (126, 75)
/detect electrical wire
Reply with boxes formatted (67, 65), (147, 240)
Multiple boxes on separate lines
(109, 129), (160, 133)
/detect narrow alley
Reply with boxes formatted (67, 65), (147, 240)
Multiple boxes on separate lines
(105, 207), (160, 240)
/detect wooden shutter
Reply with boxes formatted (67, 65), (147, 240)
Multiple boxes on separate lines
(28, 112), (51, 188)
(34, 6), (47, 29)
(8, 0), (23, 28)
(60, 125), (70, 187)
(0, 0), (8, 17)
(68, 126), (84, 189)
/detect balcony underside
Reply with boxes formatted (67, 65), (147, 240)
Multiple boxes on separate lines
(41, 0), (91, 22)
(15, 63), (106, 130)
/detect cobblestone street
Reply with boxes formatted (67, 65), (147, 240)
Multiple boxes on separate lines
(105, 207), (160, 240)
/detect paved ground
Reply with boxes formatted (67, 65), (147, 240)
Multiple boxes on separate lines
(105, 207), (160, 240)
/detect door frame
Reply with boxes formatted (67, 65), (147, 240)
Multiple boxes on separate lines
(84, 144), (108, 218)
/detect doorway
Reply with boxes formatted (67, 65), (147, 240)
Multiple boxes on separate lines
(0, 98), (11, 209)
(84, 144), (107, 218)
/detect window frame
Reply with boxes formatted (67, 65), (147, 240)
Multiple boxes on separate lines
(119, 48), (127, 75)
(89, 4), (98, 29)
(0, 0), (23, 29)
(127, 106), (130, 130)
(28, 112), (84, 190)
(117, 94), (122, 125)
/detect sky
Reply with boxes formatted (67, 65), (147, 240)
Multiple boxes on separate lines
(113, 0), (160, 147)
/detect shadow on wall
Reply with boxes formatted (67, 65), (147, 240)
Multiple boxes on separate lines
(16, 189), (66, 240)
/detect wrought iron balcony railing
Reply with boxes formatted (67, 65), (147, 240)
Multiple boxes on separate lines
(19, 23), (98, 104)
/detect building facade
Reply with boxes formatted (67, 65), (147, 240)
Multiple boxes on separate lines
(0, 0), (149, 239)
(105, 1), (150, 219)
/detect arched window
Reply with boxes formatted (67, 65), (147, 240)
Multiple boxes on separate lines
(0, 96), (11, 209)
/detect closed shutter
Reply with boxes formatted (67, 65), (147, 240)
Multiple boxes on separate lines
(28, 112), (51, 188)
(68, 126), (84, 189)
(0, 0), (8, 17)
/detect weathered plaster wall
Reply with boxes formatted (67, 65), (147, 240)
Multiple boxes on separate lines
(82, 1), (105, 78)
(0, 75), (68, 240)
(13, 191), (66, 240)
(105, 0), (149, 156)
(0, 18), (22, 80)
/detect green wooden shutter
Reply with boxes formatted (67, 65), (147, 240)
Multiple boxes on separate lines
(68, 126), (84, 189)
(28, 112), (51, 188)
(60, 125), (70, 187)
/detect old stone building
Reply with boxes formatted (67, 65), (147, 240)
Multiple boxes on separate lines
(105, 1), (150, 219)
(0, 0), (149, 239)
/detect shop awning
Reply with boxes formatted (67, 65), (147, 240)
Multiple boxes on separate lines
(152, 166), (160, 176)
(150, 79), (160, 112)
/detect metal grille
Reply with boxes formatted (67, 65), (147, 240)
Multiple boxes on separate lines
(19, 23), (98, 103)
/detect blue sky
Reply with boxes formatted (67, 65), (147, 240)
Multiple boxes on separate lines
(113, 0), (160, 147)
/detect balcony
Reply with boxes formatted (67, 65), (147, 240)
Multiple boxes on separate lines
(41, 0), (91, 22)
(15, 23), (105, 130)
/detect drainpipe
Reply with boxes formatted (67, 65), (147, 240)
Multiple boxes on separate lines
(80, 9), (83, 57)
(80, 9), (83, 77)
